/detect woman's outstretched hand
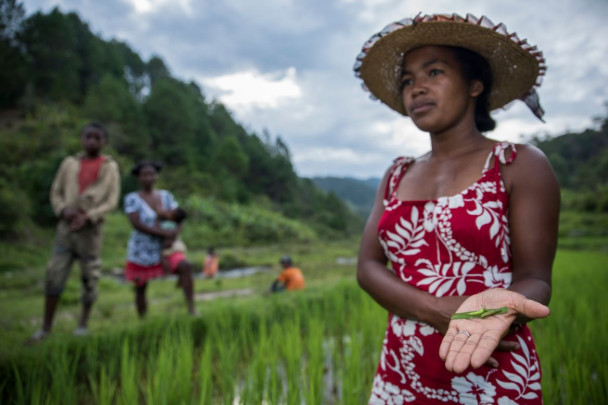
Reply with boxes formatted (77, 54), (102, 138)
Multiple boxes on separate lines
(438, 288), (550, 374)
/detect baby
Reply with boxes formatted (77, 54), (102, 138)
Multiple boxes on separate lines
(158, 207), (188, 275)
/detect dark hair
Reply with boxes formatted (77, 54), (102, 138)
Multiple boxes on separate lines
(131, 160), (163, 176)
(82, 122), (109, 139)
(280, 255), (293, 266)
(173, 207), (187, 223)
(450, 47), (496, 132)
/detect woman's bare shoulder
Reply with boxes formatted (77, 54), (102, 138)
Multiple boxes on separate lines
(504, 143), (559, 192)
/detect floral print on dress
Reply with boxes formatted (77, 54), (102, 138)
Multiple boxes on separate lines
(370, 142), (544, 404)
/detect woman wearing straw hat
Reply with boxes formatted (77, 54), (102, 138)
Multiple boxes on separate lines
(355, 13), (559, 404)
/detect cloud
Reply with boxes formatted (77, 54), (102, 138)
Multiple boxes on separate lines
(23, 0), (608, 179)
(199, 67), (301, 109)
(125, 0), (193, 14)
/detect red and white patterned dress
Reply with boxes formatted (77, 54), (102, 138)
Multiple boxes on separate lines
(370, 142), (543, 405)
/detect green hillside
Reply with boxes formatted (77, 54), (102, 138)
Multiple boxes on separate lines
(314, 116), (608, 220)
(532, 117), (608, 213)
(312, 176), (379, 218)
(0, 2), (363, 244)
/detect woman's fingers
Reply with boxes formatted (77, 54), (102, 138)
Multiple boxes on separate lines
(484, 356), (499, 368)
(439, 327), (457, 360)
(440, 317), (509, 373)
(496, 339), (520, 352)
(516, 297), (551, 319)
(443, 330), (502, 373)
(469, 333), (501, 370)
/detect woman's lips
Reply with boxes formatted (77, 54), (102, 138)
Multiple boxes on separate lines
(410, 101), (434, 115)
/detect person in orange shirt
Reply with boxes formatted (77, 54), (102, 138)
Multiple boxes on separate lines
(271, 256), (305, 292)
(202, 247), (219, 278)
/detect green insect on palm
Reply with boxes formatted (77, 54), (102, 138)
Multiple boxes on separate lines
(451, 306), (509, 320)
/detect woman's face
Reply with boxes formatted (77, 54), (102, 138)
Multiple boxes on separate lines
(137, 165), (158, 189)
(400, 45), (482, 134)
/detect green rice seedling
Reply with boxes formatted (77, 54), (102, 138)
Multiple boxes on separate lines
(533, 250), (608, 404)
(241, 316), (268, 404)
(239, 356), (258, 404)
(143, 326), (195, 404)
(172, 328), (195, 403)
(356, 289), (385, 388)
(213, 323), (238, 404)
(198, 336), (213, 405)
(281, 316), (303, 405)
(10, 361), (26, 405)
(88, 365), (116, 405)
(340, 332), (365, 404)
(266, 322), (283, 404)
(303, 317), (324, 405)
(46, 342), (81, 404)
(29, 382), (45, 405)
(2, 246), (605, 404)
(11, 354), (49, 405)
(144, 348), (168, 405)
(117, 340), (139, 405)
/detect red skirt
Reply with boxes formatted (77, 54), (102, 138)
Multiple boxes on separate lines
(125, 252), (186, 286)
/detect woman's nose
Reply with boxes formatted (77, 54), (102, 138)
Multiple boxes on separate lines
(412, 79), (427, 96)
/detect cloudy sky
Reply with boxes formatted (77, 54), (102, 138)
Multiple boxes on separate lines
(24, 0), (608, 179)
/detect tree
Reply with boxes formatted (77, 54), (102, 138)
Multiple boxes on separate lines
(0, 0), (27, 107)
(0, 0), (25, 45)
(147, 55), (170, 86)
(213, 136), (249, 179)
(113, 40), (147, 97)
(143, 78), (197, 166)
(20, 8), (81, 101)
(83, 74), (149, 156)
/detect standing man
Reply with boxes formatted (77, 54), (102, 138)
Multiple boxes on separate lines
(27, 122), (121, 343)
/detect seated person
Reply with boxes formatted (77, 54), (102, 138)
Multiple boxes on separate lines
(202, 246), (219, 278)
(157, 207), (188, 275)
(270, 256), (305, 292)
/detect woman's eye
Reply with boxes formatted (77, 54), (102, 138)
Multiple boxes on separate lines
(400, 78), (413, 89)
(429, 68), (442, 77)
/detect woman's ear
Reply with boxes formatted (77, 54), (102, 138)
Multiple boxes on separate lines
(470, 80), (484, 98)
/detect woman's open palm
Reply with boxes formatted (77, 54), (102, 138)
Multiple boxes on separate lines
(439, 288), (550, 373)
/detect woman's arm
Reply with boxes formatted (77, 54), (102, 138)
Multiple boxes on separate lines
(357, 166), (466, 334)
(504, 144), (560, 310)
(127, 212), (176, 239)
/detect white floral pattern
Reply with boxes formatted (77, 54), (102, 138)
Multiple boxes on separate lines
(452, 372), (496, 404)
(370, 143), (544, 404)
(371, 374), (416, 404)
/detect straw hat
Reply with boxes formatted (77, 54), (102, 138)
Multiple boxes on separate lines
(353, 13), (546, 120)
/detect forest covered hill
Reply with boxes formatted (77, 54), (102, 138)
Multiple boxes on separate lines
(0, 1), (362, 241)
(312, 177), (379, 218)
(313, 119), (608, 218)
(0, 1), (606, 244)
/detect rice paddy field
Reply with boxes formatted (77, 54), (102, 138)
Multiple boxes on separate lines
(0, 238), (606, 404)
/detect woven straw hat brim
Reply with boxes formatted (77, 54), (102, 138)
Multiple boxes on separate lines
(359, 20), (540, 116)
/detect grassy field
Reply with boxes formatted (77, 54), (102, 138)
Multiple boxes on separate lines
(0, 217), (607, 403)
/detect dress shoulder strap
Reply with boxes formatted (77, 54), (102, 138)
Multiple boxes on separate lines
(482, 141), (518, 173)
(383, 156), (415, 206)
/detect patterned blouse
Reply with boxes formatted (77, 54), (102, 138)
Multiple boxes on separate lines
(124, 190), (178, 266)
